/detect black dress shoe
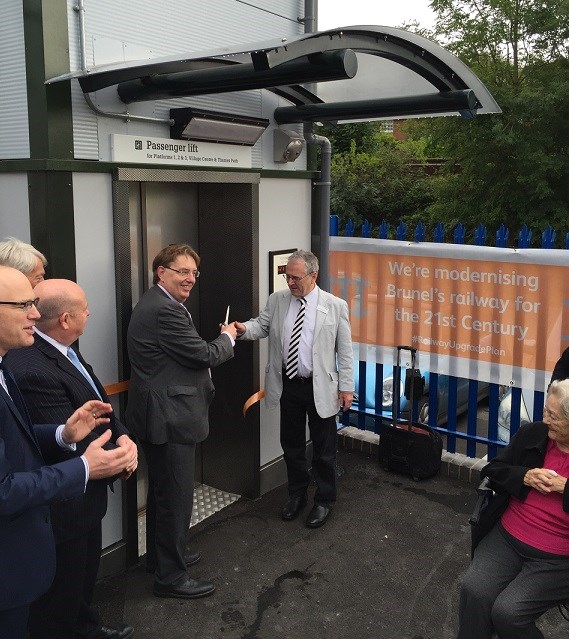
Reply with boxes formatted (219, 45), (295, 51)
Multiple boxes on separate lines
(153, 577), (215, 599)
(305, 504), (332, 528)
(146, 550), (201, 573)
(281, 495), (307, 521)
(86, 624), (134, 639)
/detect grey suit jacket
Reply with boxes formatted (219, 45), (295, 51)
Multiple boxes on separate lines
(240, 287), (354, 418)
(126, 285), (234, 445)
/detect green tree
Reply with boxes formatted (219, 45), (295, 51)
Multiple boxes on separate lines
(327, 130), (435, 233)
(407, 0), (569, 242)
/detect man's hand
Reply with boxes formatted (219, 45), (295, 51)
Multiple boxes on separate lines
(233, 321), (246, 337)
(116, 434), (138, 479)
(83, 430), (136, 480)
(221, 322), (238, 340)
(62, 400), (113, 444)
(339, 391), (353, 412)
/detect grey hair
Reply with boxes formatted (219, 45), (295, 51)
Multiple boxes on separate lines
(287, 250), (319, 275)
(35, 295), (69, 324)
(0, 237), (47, 274)
(547, 380), (569, 421)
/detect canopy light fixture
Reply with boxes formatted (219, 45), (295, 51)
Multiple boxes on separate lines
(170, 108), (269, 146)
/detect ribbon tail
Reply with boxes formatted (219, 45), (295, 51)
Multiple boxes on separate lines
(243, 390), (265, 416)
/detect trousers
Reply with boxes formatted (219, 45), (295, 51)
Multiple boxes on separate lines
(141, 440), (196, 586)
(279, 375), (337, 504)
(458, 523), (569, 639)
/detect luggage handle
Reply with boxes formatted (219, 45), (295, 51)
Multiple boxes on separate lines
(395, 345), (418, 431)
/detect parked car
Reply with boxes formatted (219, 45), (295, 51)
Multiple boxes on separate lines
(349, 362), (488, 430)
(497, 388), (531, 443)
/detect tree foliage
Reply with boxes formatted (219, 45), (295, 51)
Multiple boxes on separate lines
(325, 123), (436, 234)
(328, 0), (569, 244)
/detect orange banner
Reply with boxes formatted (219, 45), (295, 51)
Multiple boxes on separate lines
(330, 240), (569, 379)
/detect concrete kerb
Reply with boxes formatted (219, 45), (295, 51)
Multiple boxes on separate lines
(338, 425), (488, 485)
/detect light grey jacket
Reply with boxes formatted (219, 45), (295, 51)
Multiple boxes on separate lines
(126, 285), (234, 445)
(240, 288), (354, 418)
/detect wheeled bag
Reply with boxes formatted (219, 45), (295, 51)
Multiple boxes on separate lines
(378, 345), (443, 480)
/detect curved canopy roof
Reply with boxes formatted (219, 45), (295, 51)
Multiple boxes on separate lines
(47, 26), (501, 122)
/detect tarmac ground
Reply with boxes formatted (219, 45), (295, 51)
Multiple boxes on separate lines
(94, 447), (567, 639)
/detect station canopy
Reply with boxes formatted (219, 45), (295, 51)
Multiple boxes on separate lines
(47, 26), (501, 123)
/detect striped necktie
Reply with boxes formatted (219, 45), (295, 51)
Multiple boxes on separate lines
(285, 297), (306, 379)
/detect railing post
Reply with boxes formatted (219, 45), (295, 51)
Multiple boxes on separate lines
(395, 221), (407, 240)
(330, 214), (339, 237)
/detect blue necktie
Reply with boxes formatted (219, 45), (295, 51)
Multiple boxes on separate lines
(67, 348), (102, 400)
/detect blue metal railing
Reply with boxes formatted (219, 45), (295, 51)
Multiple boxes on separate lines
(331, 216), (564, 460)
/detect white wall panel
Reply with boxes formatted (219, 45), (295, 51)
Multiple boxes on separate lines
(0, 1), (30, 159)
(258, 177), (311, 466)
(73, 172), (123, 547)
(73, 173), (118, 386)
(0, 174), (30, 239)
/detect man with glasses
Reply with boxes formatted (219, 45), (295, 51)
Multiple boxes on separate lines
(0, 266), (136, 639)
(5, 279), (136, 639)
(126, 243), (237, 599)
(235, 250), (353, 528)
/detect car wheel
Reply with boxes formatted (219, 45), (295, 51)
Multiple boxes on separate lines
(418, 398), (430, 425)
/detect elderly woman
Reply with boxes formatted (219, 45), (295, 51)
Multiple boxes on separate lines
(458, 379), (569, 639)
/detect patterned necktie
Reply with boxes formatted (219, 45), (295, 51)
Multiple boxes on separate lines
(67, 347), (102, 400)
(0, 361), (30, 422)
(285, 297), (306, 379)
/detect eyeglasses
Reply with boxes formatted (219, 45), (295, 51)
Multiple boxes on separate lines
(162, 266), (200, 278)
(0, 297), (40, 311)
(544, 406), (565, 423)
(282, 273), (312, 283)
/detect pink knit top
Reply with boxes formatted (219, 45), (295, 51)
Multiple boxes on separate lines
(501, 439), (569, 555)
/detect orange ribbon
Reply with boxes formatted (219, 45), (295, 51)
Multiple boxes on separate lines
(103, 380), (130, 396)
(242, 390), (265, 416)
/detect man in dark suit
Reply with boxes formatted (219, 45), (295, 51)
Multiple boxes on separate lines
(127, 243), (236, 599)
(5, 279), (137, 639)
(235, 250), (354, 528)
(0, 266), (136, 639)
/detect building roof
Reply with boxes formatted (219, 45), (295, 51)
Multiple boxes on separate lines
(47, 26), (500, 122)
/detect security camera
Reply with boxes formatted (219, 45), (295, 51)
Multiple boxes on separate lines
(273, 129), (304, 163)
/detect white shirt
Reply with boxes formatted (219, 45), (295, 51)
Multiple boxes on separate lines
(0, 356), (9, 395)
(282, 285), (318, 377)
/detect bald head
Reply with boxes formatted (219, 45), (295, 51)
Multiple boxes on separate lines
(0, 265), (40, 355)
(0, 264), (33, 297)
(34, 279), (90, 346)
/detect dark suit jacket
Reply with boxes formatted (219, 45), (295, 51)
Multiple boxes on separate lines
(0, 367), (85, 610)
(4, 335), (129, 541)
(551, 347), (569, 385)
(126, 285), (234, 445)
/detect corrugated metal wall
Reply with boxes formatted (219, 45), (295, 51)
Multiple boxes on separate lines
(66, 0), (305, 164)
(0, 0), (30, 159)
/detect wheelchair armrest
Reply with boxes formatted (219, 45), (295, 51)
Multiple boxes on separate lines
(469, 476), (494, 526)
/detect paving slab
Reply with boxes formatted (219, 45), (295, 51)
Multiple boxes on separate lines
(94, 447), (567, 639)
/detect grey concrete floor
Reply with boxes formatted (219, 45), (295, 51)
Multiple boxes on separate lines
(94, 447), (567, 639)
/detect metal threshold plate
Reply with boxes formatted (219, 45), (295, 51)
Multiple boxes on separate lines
(138, 483), (240, 556)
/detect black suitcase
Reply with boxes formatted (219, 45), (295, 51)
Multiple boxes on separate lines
(378, 345), (443, 480)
